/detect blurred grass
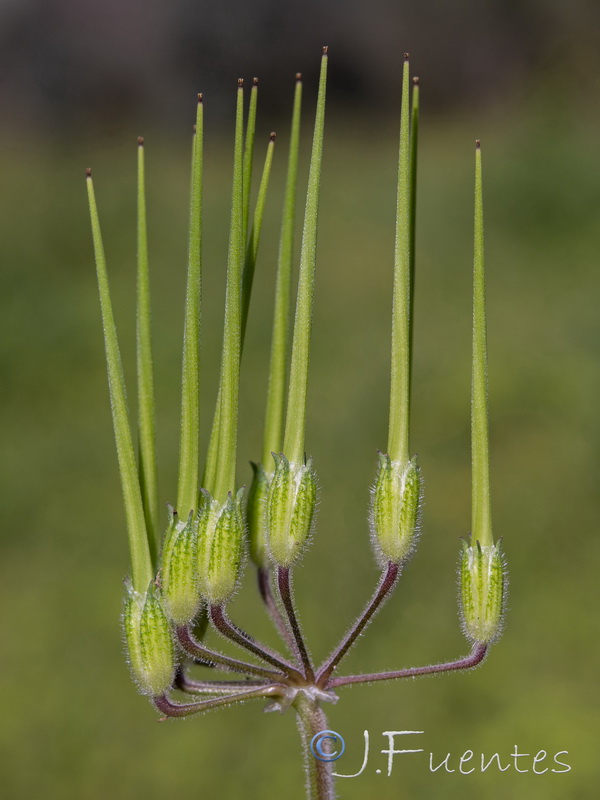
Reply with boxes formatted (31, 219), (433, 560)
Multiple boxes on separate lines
(1, 102), (599, 799)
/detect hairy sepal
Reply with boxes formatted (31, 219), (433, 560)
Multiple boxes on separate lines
(161, 511), (201, 625)
(459, 538), (506, 644)
(267, 453), (317, 567)
(197, 488), (245, 605)
(123, 581), (175, 696)
(370, 453), (422, 565)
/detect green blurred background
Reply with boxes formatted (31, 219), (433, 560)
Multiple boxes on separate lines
(1, 1), (599, 798)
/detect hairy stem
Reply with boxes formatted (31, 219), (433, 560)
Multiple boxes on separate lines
(174, 666), (273, 694)
(176, 625), (284, 681)
(209, 604), (303, 680)
(258, 567), (300, 658)
(277, 567), (314, 682)
(294, 694), (336, 800)
(326, 642), (488, 689)
(316, 561), (399, 687)
(154, 684), (281, 719)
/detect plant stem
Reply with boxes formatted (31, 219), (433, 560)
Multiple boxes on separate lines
(388, 54), (412, 464)
(294, 694), (335, 800)
(258, 567), (299, 658)
(316, 561), (399, 687)
(209, 604), (303, 679)
(154, 684), (281, 718)
(176, 625), (284, 681)
(174, 667), (271, 694)
(277, 567), (314, 682)
(326, 642), (488, 689)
